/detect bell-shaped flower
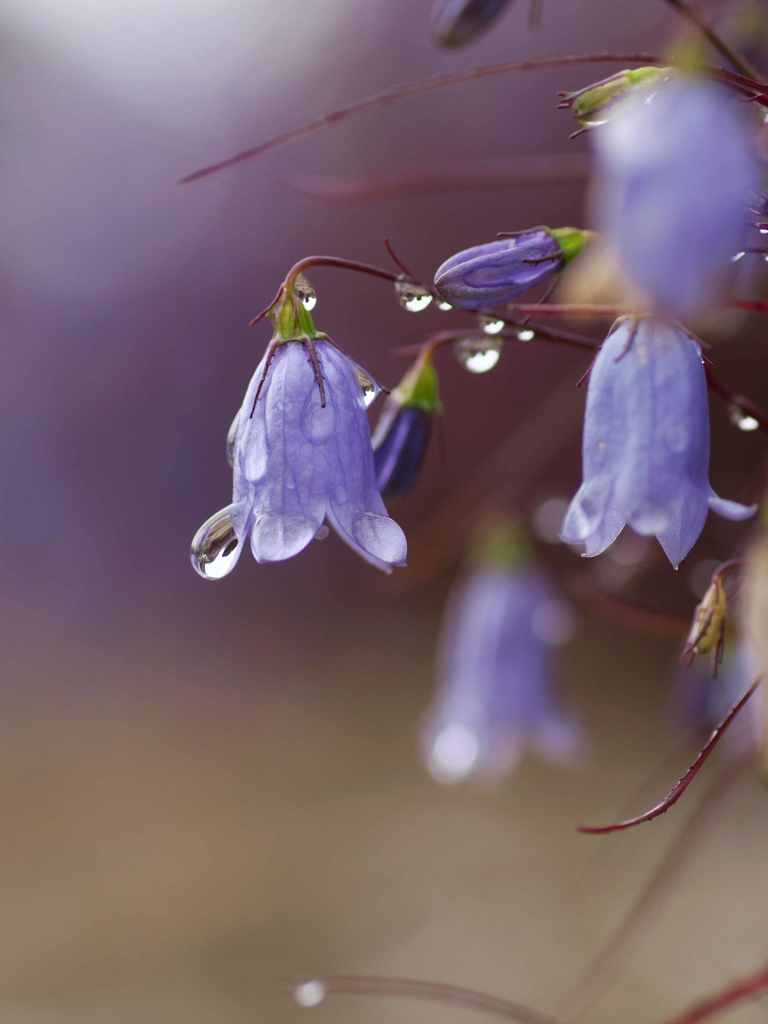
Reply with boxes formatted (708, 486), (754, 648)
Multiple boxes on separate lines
(561, 317), (755, 568)
(592, 77), (762, 317)
(372, 349), (440, 500)
(422, 522), (580, 783)
(191, 338), (407, 578)
(430, 0), (513, 48)
(433, 226), (590, 310)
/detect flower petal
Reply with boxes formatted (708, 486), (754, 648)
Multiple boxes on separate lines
(560, 479), (626, 557)
(250, 512), (319, 562)
(708, 491), (757, 522)
(655, 488), (710, 569)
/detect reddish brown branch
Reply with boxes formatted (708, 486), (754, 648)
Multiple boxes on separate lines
(662, 962), (768, 1024)
(578, 680), (761, 834)
(704, 364), (768, 435)
(179, 53), (659, 184)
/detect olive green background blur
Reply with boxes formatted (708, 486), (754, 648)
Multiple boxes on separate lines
(1, 1), (767, 1021)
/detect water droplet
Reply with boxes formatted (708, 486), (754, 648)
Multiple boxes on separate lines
(480, 316), (505, 336)
(517, 327), (535, 343)
(314, 524), (330, 541)
(732, 251), (746, 263)
(226, 411), (240, 468)
(454, 337), (502, 374)
(191, 504), (243, 580)
(294, 274), (317, 311)
(395, 280), (433, 313)
(295, 981), (326, 1008)
(759, 227), (768, 236)
(437, 300), (453, 311)
(729, 404), (759, 431)
(354, 368), (379, 408)
(427, 724), (480, 783)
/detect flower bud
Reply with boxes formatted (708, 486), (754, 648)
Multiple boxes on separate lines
(559, 67), (673, 135)
(433, 226), (590, 310)
(373, 351), (440, 499)
(682, 573), (728, 672)
(430, 0), (513, 48)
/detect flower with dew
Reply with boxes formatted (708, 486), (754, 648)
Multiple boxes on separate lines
(373, 348), (440, 500)
(430, 0), (514, 48)
(433, 226), (591, 311)
(561, 317), (755, 568)
(191, 284), (407, 578)
(592, 76), (763, 317)
(422, 521), (580, 783)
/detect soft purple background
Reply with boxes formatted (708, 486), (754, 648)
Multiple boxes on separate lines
(1, 1), (766, 1021)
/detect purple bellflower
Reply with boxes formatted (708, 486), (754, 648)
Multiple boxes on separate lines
(422, 523), (580, 783)
(372, 349), (440, 500)
(433, 226), (590, 311)
(561, 317), (755, 568)
(430, 0), (513, 48)
(191, 334), (407, 578)
(593, 77), (762, 317)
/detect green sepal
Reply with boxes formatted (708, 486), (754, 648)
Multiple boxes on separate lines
(269, 283), (319, 341)
(395, 353), (441, 413)
(469, 519), (534, 571)
(571, 67), (671, 123)
(550, 227), (595, 264)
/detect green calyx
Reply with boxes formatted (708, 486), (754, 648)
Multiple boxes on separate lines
(550, 227), (595, 264)
(469, 519), (533, 571)
(269, 276), (319, 341)
(394, 352), (441, 413)
(570, 67), (671, 125)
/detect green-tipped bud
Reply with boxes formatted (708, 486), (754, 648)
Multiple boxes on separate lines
(559, 67), (674, 135)
(469, 518), (534, 571)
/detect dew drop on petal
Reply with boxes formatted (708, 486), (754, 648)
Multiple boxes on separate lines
(480, 315), (505, 335)
(729, 404), (759, 431)
(732, 251), (746, 263)
(437, 299), (453, 311)
(191, 505), (243, 580)
(294, 981), (326, 1008)
(517, 327), (535, 343)
(314, 524), (330, 541)
(454, 336), (502, 374)
(395, 280), (433, 313)
(427, 724), (480, 783)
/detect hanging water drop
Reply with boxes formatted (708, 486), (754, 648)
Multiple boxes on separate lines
(314, 524), (330, 541)
(191, 504), (243, 580)
(517, 327), (536, 343)
(226, 410), (240, 468)
(295, 274), (317, 311)
(437, 299), (453, 311)
(480, 315), (505, 336)
(395, 280), (433, 313)
(355, 368), (380, 408)
(732, 251), (746, 263)
(728, 404), (759, 432)
(294, 981), (326, 1008)
(454, 336), (502, 374)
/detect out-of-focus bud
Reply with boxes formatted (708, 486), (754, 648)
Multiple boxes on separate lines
(372, 350), (440, 500)
(422, 519), (581, 784)
(430, 0), (513, 48)
(433, 226), (592, 310)
(558, 67), (674, 136)
(682, 571), (728, 672)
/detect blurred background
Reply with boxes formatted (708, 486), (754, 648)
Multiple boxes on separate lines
(1, 1), (767, 1021)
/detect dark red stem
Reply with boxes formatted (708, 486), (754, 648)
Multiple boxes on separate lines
(662, 962), (768, 1024)
(578, 679), (761, 835)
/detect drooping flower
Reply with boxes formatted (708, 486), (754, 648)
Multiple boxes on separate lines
(433, 227), (591, 310)
(592, 77), (762, 317)
(561, 317), (755, 568)
(191, 335), (407, 578)
(430, 0), (513, 48)
(372, 348), (440, 500)
(422, 522), (580, 783)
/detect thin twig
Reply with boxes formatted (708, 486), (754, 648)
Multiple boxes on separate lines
(662, 961), (768, 1024)
(578, 680), (761, 835)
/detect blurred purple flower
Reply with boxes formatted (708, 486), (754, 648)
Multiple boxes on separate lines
(561, 318), (755, 568)
(593, 77), (762, 317)
(423, 555), (580, 783)
(434, 228), (565, 310)
(430, 0), (513, 47)
(191, 340), (407, 578)
(673, 644), (763, 758)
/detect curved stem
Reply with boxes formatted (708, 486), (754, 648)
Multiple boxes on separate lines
(663, 961), (768, 1024)
(704, 363), (768, 436)
(578, 680), (761, 835)
(295, 974), (563, 1024)
(180, 53), (660, 184)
